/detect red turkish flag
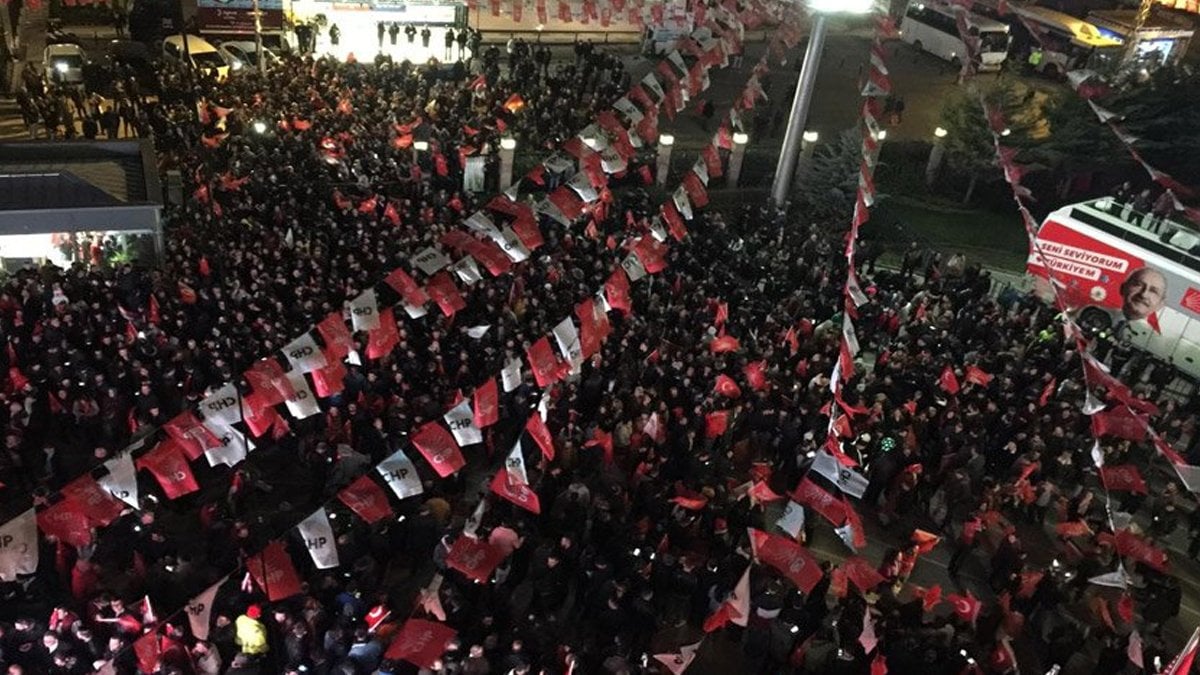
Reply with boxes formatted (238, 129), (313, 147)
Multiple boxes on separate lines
(682, 171), (709, 208)
(938, 365), (960, 395)
(1091, 407), (1148, 442)
(747, 481), (783, 505)
(964, 365), (993, 387)
(714, 374), (742, 399)
(1114, 528), (1169, 572)
(38, 499), (94, 548)
(473, 379), (499, 429)
(744, 361), (768, 391)
(318, 313), (355, 360)
(137, 439), (200, 499)
(366, 308), (400, 360)
(748, 528), (822, 593)
(447, 535), (507, 583)
(62, 475), (125, 527)
(310, 353), (347, 397)
(410, 422), (466, 478)
(911, 529), (940, 555)
(526, 337), (564, 388)
(244, 358), (295, 407)
(843, 556), (886, 593)
(385, 619), (458, 669)
(525, 413), (556, 461)
(384, 268), (429, 308)
(549, 187), (585, 220)
(1055, 521), (1092, 538)
(871, 653), (888, 675)
(918, 584), (943, 612)
(634, 237), (669, 274)
(710, 334), (740, 353)
(662, 201), (688, 241)
(604, 268), (633, 315)
(1100, 464), (1148, 494)
(1116, 593), (1134, 624)
(512, 215), (544, 251)
(1018, 571), (1044, 598)
(384, 201), (401, 226)
(947, 591), (982, 625)
(490, 467), (541, 514)
(1161, 628), (1200, 675)
(702, 144), (723, 178)
(163, 411), (222, 461)
(1039, 377), (1056, 407)
(242, 391), (282, 438)
(584, 428), (614, 465)
(705, 411), (729, 438)
(790, 477), (847, 525)
(575, 299), (603, 359)
(426, 272), (466, 317)
(246, 540), (303, 601)
(338, 475), (393, 524)
(671, 485), (709, 510)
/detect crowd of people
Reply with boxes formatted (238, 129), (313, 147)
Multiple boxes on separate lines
(1, 14), (1199, 675)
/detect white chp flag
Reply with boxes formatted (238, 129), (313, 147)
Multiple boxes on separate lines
(402, 301), (428, 319)
(846, 268), (869, 307)
(835, 522), (860, 552)
(298, 507), (340, 570)
(1128, 630), (1144, 669)
(203, 420), (255, 468)
(284, 371), (321, 420)
(568, 172), (600, 203)
(492, 227), (532, 263)
(1082, 390), (1106, 415)
(653, 641), (701, 675)
(649, 218), (668, 243)
(412, 246), (452, 275)
(99, 451), (139, 509)
(1173, 463), (1200, 493)
(443, 400), (483, 446)
(186, 576), (226, 641)
(641, 73), (666, 100)
(0, 509), (38, 581)
(673, 187), (694, 220)
(728, 565), (751, 626)
(1091, 440), (1105, 469)
(463, 498), (488, 538)
(1088, 564), (1129, 589)
(620, 251), (648, 283)
(451, 256), (483, 286)
(464, 211), (501, 237)
(776, 500), (806, 539)
(199, 383), (243, 426)
(467, 325), (491, 339)
(812, 451), (868, 499)
(377, 447), (425, 500)
(501, 358), (523, 393)
(284, 332), (327, 374)
(349, 289), (380, 331)
(612, 97), (644, 124)
(506, 439), (529, 485)
(842, 314), (860, 357)
(552, 317), (584, 368)
(693, 159), (709, 186)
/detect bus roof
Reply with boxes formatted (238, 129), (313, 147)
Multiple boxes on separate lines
(914, 2), (1011, 32)
(1051, 198), (1200, 273)
(1010, 4), (1124, 47)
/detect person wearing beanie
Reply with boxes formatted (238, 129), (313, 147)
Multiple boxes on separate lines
(235, 606), (269, 656)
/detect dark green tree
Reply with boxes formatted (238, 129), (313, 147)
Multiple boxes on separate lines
(938, 78), (1041, 204)
(798, 128), (863, 219)
(1023, 91), (1127, 199)
(1100, 65), (1200, 183)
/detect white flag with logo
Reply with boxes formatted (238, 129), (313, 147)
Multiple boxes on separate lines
(612, 97), (644, 123)
(377, 447), (424, 500)
(552, 317), (584, 367)
(284, 371), (320, 419)
(812, 451), (868, 499)
(465, 211), (501, 237)
(284, 332), (327, 374)
(186, 576), (225, 641)
(641, 73), (665, 100)
(451, 256), (483, 286)
(506, 439), (529, 485)
(0, 509), (38, 581)
(621, 252), (648, 283)
(491, 228), (531, 263)
(349, 289), (380, 331)
(402, 301), (428, 319)
(649, 218), (668, 243)
(1174, 463), (1200, 493)
(463, 498), (488, 538)
(99, 452), (139, 509)
(501, 358), (523, 392)
(673, 187), (693, 220)
(200, 383), (242, 426)
(443, 400), (483, 446)
(203, 420), (255, 468)
(412, 247), (452, 275)
(467, 325), (491, 339)
(776, 500), (806, 539)
(1088, 564), (1129, 589)
(568, 172), (599, 203)
(298, 507), (340, 569)
(842, 314), (860, 357)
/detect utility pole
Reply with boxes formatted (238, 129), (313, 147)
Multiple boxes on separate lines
(253, 0), (266, 75)
(1123, 0), (1154, 65)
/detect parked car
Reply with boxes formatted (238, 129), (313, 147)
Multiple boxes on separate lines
(216, 41), (279, 72)
(43, 43), (86, 87)
(162, 34), (230, 81)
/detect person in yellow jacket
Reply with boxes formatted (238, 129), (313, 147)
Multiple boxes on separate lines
(235, 605), (269, 656)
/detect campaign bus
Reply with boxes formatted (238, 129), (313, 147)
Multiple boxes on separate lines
(1028, 198), (1200, 379)
(899, 1), (1011, 71)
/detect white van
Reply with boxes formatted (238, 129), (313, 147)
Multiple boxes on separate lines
(162, 34), (230, 81)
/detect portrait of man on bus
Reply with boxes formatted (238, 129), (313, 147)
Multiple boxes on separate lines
(1120, 266), (1167, 321)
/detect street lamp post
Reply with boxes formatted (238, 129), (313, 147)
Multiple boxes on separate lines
(729, 132), (749, 186)
(252, 0), (265, 75)
(656, 134), (675, 186)
(499, 137), (517, 190)
(770, 0), (874, 205)
(798, 129), (818, 181)
(926, 126), (947, 186)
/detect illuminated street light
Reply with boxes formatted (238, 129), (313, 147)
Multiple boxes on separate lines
(729, 132), (749, 186)
(771, 0), (874, 204)
(252, 121), (267, 134)
(499, 137), (517, 150)
(499, 137), (516, 189)
(413, 141), (430, 151)
(935, 127), (948, 138)
(802, 130), (819, 143)
(658, 133), (675, 146)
